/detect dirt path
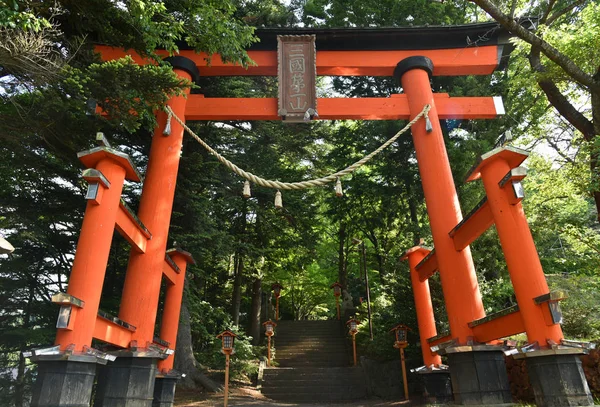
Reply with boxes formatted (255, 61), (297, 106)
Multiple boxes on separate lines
(175, 386), (411, 407)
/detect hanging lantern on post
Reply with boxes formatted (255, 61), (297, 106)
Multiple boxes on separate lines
(271, 282), (283, 321)
(216, 330), (237, 407)
(262, 319), (277, 367)
(390, 324), (412, 400)
(330, 282), (342, 320)
(346, 318), (360, 366)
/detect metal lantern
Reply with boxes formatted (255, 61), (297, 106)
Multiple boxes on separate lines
(390, 324), (412, 400)
(347, 318), (359, 334)
(390, 324), (411, 349)
(330, 282), (342, 297)
(346, 318), (360, 366)
(262, 319), (277, 337)
(217, 330), (237, 354)
(271, 282), (283, 298)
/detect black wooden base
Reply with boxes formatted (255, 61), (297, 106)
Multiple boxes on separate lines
(30, 357), (97, 407)
(418, 369), (453, 404)
(153, 374), (179, 407)
(526, 353), (593, 407)
(446, 347), (511, 405)
(94, 356), (158, 407)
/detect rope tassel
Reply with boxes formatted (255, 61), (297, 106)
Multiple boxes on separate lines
(274, 190), (283, 208)
(424, 110), (433, 133)
(163, 111), (172, 136)
(335, 177), (343, 197)
(243, 180), (251, 198)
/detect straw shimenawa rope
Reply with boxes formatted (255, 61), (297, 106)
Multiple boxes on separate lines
(165, 103), (431, 191)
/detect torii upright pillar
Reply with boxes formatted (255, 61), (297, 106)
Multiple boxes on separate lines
(94, 56), (200, 407)
(395, 57), (510, 405)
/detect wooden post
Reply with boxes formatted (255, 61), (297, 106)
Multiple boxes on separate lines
(275, 297), (279, 321)
(400, 347), (409, 400)
(267, 336), (271, 367)
(336, 296), (340, 320)
(352, 332), (357, 366)
(224, 353), (230, 407)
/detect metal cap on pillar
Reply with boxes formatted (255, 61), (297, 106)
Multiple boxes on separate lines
(163, 56), (201, 84)
(393, 56), (434, 82)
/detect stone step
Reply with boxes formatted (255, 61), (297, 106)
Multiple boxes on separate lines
(262, 375), (365, 386)
(275, 350), (348, 357)
(275, 332), (345, 339)
(274, 337), (347, 343)
(262, 367), (364, 378)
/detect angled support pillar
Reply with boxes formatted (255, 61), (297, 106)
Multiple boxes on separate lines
(31, 145), (140, 407)
(153, 249), (196, 407)
(402, 246), (452, 405)
(401, 246), (442, 368)
(469, 147), (593, 407)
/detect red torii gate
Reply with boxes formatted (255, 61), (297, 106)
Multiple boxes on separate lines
(28, 23), (592, 407)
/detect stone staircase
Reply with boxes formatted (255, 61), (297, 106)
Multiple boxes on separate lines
(261, 320), (368, 402)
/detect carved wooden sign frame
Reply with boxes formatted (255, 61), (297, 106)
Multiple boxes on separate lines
(277, 35), (317, 122)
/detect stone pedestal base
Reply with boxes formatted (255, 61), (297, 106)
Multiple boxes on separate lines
(153, 373), (180, 407)
(521, 350), (593, 407)
(418, 369), (453, 404)
(30, 355), (98, 407)
(94, 355), (158, 407)
(446, 346), (511, 405)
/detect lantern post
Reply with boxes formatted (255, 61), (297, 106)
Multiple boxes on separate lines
(346, 318), (359, 366)
(262, 319), (277, 367)
(331, 282), (342, 320)
(271, 282), (283, 321)
(391, 324), (411, 400)
(217, 330), (237, 407)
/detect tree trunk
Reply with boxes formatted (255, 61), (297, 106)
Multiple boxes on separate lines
(232, 252), (244, 326)
(174, 301), (222, 392)
(14, 276), (35, 407)
(338, 222), (347, 288)
(249, 277), (262, 345)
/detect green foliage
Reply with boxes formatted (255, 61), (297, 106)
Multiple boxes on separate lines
(0, 0), (50, 31)
(548, 275), (600, 339)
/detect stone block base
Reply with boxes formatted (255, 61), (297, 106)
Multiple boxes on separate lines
(447, 346), (511, 405)
(418, 370), (453, 404)
(30, 357), (97, 407)
(94, 356), (158, 407)
(526, 353), (593, 407)
(153, 374), (179, 407)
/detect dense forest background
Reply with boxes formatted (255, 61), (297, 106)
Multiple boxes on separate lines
(1, 0), (599, 405)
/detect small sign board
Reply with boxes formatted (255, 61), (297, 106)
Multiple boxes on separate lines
(277, 35), (317, 123)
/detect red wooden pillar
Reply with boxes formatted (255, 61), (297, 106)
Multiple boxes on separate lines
(119, 57), (199, 345)
(471, 148), (563, 346)
(55, 149), (140, 351)
(402, 246), (442, 367)
(157, 249), (195, 373)
(395, 57), (485, 344)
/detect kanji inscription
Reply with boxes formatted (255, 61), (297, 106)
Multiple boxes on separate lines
(277, 35), (317, 123)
